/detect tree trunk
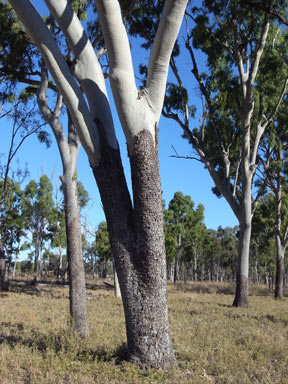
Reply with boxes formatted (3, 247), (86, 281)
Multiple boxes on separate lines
(173, 251), (179, 283)
(113, 267), (121, 299)
(12, 253), (18, 279)
(0, 242), (8, 291)
(33, 239), (40, 284)
(275, 238), (285, 299)
(233, 118), (252, 308)
(233, 216), (250, 307)
(92, 130), (175, 369)
(62, 173), (89, 337)
(274, 176), (285, 300)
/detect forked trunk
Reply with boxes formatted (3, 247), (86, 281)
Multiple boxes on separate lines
(92, 130), (175, 369)
(62, 174), (89, 337)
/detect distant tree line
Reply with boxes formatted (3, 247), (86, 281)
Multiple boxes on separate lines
(2, 174), (286, 295)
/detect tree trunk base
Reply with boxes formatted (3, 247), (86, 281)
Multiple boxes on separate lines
(233, 275), (249, 307)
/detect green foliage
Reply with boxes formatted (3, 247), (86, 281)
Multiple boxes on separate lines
(0, 0), (40, 87)
(95, 221), (112, 264)
(164, 192), (206, 277)
(0, 177), (25, 258)
(77, 181), (90, 209)
(22, 174), (56, 266)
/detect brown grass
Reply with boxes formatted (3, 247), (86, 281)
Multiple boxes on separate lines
(0, 280), (287, 383)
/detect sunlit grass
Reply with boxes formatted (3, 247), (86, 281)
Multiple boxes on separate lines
(0, 280), (287, 383)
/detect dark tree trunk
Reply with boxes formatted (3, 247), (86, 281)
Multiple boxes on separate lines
(173, 251), (179, 283)
(33, 239), (40, 285)
(0, 242), (8, 291)
(275, 240), (285, 299)
(92, 129), (175, 369)
(62, 174), (89, 337)
(233, 218), (250, 307)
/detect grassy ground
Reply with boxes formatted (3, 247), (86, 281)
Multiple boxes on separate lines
(0, 280), (287, 384)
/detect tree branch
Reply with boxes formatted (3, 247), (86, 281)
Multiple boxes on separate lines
(45, 0), (117, 150)
(147, 0), (188, 117)
(10, 0), (100, 166)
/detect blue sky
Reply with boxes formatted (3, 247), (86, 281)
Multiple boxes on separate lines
(0, 0), (239, 233)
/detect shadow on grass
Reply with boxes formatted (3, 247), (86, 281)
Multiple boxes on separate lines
(170, 282), (282, 297)
(8, 279), (114, 297)
(222, 311), (288, 326)
(0, 321), (128, 364)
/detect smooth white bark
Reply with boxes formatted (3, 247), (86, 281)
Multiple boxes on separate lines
(45, 0), (117, 150)
(96, 0), (188, 152)
(9, 0), (100, 165)
(147, 0), (189, 120)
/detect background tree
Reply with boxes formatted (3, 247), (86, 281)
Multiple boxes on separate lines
(164, 192), (207, 282)
(161, 1), (288, 307)
(251, 195), (275, 286)
(22, 174), (55, 283)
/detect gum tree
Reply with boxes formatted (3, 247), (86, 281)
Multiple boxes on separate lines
(9, 0), (188, 368)
(0, 2), (90, 337)
(159, 1), (287, 307)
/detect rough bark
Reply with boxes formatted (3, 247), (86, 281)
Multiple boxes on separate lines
(62, 174), (89, 337)
(92, 130), (175, 369)
(275, 238), (285, 299)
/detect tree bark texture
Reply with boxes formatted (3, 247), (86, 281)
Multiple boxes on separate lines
(92, 130), (175, 369)
(62, 175), (89, 337)
(275, 239), (285, 299)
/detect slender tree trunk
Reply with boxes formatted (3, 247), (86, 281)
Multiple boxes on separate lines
(57, 251), (62, 281)
(274, 165), (285, 299)
(275, 237), (285, 299)
(92, 130), (175, 369)
(113, 266), (121, 299)
(62, 173), (89, 337)
(33, 239), (40, 284)
(0, 242), (8, 291)
(233, 115), (252, 308)
(173, 251), (179, 283)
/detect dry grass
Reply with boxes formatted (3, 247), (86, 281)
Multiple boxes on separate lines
(0, 280), (287, 383)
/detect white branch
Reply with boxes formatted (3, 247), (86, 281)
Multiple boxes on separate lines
(147, 0), (188, 118)
(37, 62), (80, 176)
(96, 0), (139, 147)
(9, 0), (101, 166)
(45, 0), (117, 150)
(248, 15), (270, 90)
